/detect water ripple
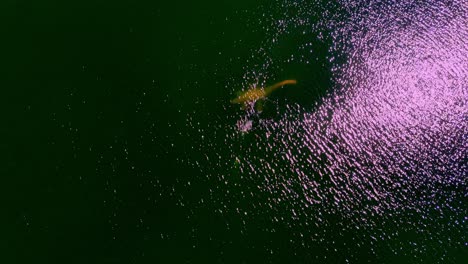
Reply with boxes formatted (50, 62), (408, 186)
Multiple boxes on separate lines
(188, 0), (467, 261)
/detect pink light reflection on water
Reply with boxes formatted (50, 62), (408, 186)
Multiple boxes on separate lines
(189, 1), (467, 258)
(238, 2), (468, 221)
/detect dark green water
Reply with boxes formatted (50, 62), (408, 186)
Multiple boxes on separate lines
(5, 0), (466, 263)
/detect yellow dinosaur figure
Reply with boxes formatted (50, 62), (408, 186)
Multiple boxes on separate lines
(231, 79), (297, 107)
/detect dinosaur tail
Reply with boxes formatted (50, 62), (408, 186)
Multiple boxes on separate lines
(265, 79), (297, 94)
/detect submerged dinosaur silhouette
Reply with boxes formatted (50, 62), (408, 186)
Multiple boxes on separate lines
(231, 79), (297, 108)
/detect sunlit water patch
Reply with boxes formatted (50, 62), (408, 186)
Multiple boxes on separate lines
(186, 0), (467, 261)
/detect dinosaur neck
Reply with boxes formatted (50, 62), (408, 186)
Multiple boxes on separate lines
(264, 79), (297, 95)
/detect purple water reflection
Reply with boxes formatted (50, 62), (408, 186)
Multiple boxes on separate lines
(294, 0), (467, 214)
(189, 0), (467, 261)
(235, 0), (466, 259)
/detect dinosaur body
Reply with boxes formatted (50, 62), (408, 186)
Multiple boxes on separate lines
(231, 79), (297, 105)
